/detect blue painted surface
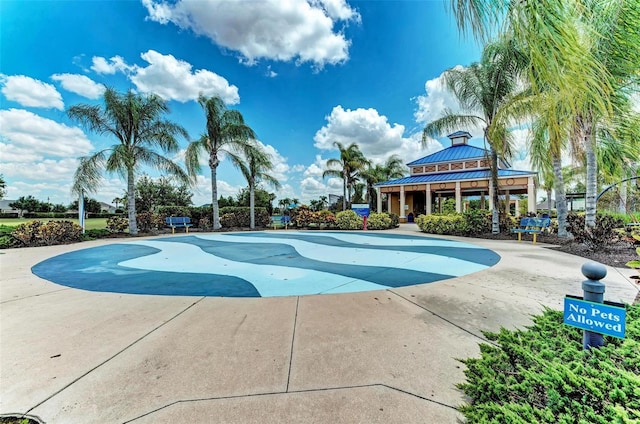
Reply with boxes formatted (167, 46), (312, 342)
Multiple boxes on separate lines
(31, 232), (500, 298)
(375, 169), (535, 186)
(407, 144), (488, 165)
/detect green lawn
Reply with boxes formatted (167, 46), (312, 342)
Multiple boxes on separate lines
(0, 218), (108, 230)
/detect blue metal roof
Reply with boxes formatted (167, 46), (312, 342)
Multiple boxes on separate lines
(407, 144), (488, 165)
(375, 169), (535, 186)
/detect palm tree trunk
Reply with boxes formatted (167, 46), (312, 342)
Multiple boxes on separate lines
(342, 171), (347, 211)
(210, 154), (221, 230)
(552, 153), (569, 237)
(127, 167), (138, 235)
(249, 181), (255, 229)
(584, 125), (597, 229)
(547, 189), (552, 217)
(490, 148), (500, 234)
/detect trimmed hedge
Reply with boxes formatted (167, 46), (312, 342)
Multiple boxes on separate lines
(10, 220), (83, 247)
(219, 207), (270, 228)
(335, 210), (363, 230)
(458, 304), (640, 423)
(366, 212), (392, 230)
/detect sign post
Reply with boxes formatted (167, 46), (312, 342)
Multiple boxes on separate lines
(563, 262), (626, 349)
(351, 203), (370, 230)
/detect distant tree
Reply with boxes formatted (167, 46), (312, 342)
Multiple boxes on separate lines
(68, 87), (189, 235)
(69, 197), (102, 214)
(9, 196), (41, 216)
(217, 195), (236, 209)
(323, 142), (369, 210)
(236, 187), (278, 216)
(0, 174), (6, 200)
(185, 95), (257, 230)
(52, 204), (68, 213)
(134, 174), (193, 212)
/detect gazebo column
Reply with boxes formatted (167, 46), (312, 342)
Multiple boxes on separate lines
(426, 184), (432, 214)
(399, 186), (406, 219)
(527, 176), (536, 214)
(387, 192), (392, 213)
(438, 193), (442, 213)
(455, 181), (462, 213)
(376, 187), (382, 213)
(480, 192), (486, 210)
(515, 199), (520, 217)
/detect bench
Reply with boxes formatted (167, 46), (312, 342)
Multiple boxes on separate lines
(165, 216), (193, 234)
(510, 217), (551, 244)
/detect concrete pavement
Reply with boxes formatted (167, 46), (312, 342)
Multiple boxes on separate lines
(1, 225), (638, 423)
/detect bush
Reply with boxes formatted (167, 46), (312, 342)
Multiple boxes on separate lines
(458, 304), (640, 423)
(335, 210), (363, 230)
(291, 206), (315, 227)
(567, 212), (624, 249)
(106, 216), (129, 233)
(219, 207), (270, 228)
(156, 205), (191, 218)
(316, 210), (336, 226)
(189, 206), (212, 227)
(366, 212), (392, 230)
(461, 210), (491, 235)
(11, 220), (82, 247)
(198, 216), (212, 231)
(23, 212), (77, 219)
(136, 212), (165, 233)
(415, 213), (466, 235)
(0, 234), (16, 248)
(388, 213), (399, 228)
(82, 228), (111, 240)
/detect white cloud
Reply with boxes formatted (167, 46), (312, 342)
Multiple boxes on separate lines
(0, 74), (64, 110)
(189, 175), (244, 206)
(255, 141), (290, 182)
(300, 176), (328, 200)
(291, 164), (306, 172)
(631, 92), (640, 113)
(1, 158), (79, 182)
(414, 67), (483, 138)
(142, 0), (358, 67)
(91, 55), (131, 74)
(130, 50), (240, 104)
(314, 105), (442, 166)
(51, 73), (105, 99)
(0, 109), (93, 159)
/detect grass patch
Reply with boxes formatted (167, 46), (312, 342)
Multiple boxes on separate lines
(0, 218), (108, 230)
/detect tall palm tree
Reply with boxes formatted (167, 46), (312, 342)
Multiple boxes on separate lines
(233, 146), (281, 229)
(423, 36), (527, 233)
(323, 142), (369, 210)
(68, 88), (189, 235)
(185, 95), (257, 230)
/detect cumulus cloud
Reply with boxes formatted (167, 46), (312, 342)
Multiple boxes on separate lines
(91, 55), (131, 74)
(0, 109), (93, 159)
(414, 67), (483, 138)
(1, 158), (80, 182)
(92, 50), (240, 104)
(142, 0), (359, 67)
(255, 140), (290, 182)
(0, 74), (64, 109)
(51, 73), (105, 99)
(314, 105), (442, 165)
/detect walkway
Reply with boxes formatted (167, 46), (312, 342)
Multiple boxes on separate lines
(1, 225), (637, 423)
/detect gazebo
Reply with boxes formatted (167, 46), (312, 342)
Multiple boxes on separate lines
(374, 131), (537, 222)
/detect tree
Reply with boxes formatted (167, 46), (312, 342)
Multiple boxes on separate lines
(233, 147), (281, 228)
(236, 187), (277, 215)
(69, 197), (102, 214)
(68, 88), (189, 235)
(9, 195), (41, 216)
(423, 36), (527, 233)
(185, 95), (257, 230)
(134, 174), (193, 213)
(360, 155), (406, 210)
(0, 174), (6, 200)
(323, 142), (369, 211)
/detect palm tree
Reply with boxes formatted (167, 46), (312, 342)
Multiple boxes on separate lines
(360, 155), (406, 210)
(323, 142), (369, 210)
(423, 36), (527, 233)
(233, 146), (281, 229)
(185, 95), (257, 230)
(68, 88), (189, 235)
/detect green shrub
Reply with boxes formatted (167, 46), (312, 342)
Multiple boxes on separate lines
(388, 213), (399, 228)
(415, 213), (466, 235)
(136, 212), (165, 233)
(198, 216), (212, 231)
(291, 205), (315, 227)
(156, 205), (191, 218)
(567, 212), (624, 249)
(82, 228), (111, 240)
(106, 216), (128, 233)
(188, 206), (212, 227)
(366, 212), (392, 230)
(335, 210), (363, 230)
(316, 210), (336, 226)
(461, 209), (491, 235)
(0, 234), (16, 248)
(10, 220), (82, 246)
(218, 207), (270, 228)
(458, 304), (640, 423)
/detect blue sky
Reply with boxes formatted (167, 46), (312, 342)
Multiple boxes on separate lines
(0, 0), (512, 207)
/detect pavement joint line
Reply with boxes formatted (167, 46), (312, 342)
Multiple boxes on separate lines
(611, 266), (640, 293)
(24, 296), (207, 415)
(285, 296), (300, 392)
(388, 289), (499, 347)
(0, 288), (72, 304)
(122, 383), (458, 422)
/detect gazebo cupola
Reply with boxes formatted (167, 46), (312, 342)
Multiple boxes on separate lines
(448, 130), (472, 146)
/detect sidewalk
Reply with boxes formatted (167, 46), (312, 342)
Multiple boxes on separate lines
(1, 228), (637, 423)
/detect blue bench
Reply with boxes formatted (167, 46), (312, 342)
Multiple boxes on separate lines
(165, 216), (193, 234)
(510, 217), (551, 244)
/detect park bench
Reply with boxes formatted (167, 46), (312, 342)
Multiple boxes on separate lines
(510, 217), (551, 244)
(165, 216), (193, 234)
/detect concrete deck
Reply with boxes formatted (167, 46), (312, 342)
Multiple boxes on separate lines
(1, 224), (638, 423)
